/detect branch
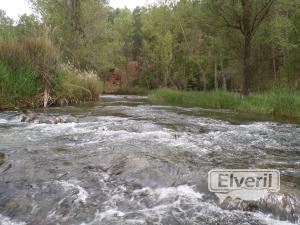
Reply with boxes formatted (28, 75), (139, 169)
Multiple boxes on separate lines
(209, 0), (243, 33)
(251, 0), (275, 33)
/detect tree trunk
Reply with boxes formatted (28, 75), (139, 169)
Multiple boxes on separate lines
(43, 88), (49, 108)
(197, 63), (207, 91)
(241, 0), (252, 96)
(214, 60), (218, 89)
(164, 68), (169, 87)
(242, 34), (252, 96)
(220, 55), (227, 91)
(202, 73), (207, 91)
(70, 0), (83, 36)
(223, 74), (227, 91)
(272, 44), (277, 79)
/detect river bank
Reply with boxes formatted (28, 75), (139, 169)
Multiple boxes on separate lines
(149, 88), (300, 121)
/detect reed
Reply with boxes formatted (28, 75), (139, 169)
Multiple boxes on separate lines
(149, 88), (300, 119)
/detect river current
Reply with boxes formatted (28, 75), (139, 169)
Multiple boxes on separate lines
(0, 95), (299, 225)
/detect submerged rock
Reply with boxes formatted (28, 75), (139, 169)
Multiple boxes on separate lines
(5, 200), (18, 211)
(52, 147), (68, 152)
(221, 193), (300, 223)
(0, 152), (4, 166)
(83, 165), (108, 172)
(20, 112), (78, 124)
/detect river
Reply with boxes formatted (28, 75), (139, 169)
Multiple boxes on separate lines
(0, 95), (299, 225)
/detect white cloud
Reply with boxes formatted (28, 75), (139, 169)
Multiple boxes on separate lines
(109, 0), (157, 10)
(0, 0), (33, 20)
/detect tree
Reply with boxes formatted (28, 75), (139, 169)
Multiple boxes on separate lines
(29, 0), (111, 73)
(210, 0), (275, 95)
(133, 7), (143, 75)
(26, 0), (300, 92)
(159, 31), (173, 86)
(17, 14), (42, 37)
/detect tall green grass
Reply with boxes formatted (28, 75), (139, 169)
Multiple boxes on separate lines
(0, 38), (103, 108)
(0, 61), (42, 108)
(149, 88), (300, 119)
(238, 89), (300, 117)
(0, 37), (58, 108)
(0, 37), (58, 85)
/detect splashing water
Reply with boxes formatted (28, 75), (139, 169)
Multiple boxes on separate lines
(0, 95), (299, 224)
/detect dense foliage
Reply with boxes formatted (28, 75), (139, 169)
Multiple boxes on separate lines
(0, 9), (102, 108)
(0, 0), (300, 108)
(26, 0), (300, 95)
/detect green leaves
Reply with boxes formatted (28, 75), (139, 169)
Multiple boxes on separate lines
(22, 0), (300, 92)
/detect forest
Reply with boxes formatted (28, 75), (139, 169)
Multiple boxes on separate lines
(1, 0), (300, 116)
(1, 2), (300, 224)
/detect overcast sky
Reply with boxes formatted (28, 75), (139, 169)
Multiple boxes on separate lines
(0, 0), (156, 20)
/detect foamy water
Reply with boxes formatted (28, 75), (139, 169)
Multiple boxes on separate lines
(0, 95), (299, 224)
(0, 215), (26, 225)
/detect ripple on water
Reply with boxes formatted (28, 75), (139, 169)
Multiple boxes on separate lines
(79, 184), (298, 225)
(0, 214), (26, 225)
(55, 180), (89, 204)
(0, 97), (299, 225)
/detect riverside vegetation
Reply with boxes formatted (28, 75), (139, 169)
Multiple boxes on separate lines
(1, 0), (300, 120)
(0, 37), (102, 109)
(1, 1), (300, 224)
(149, 88), (300, 119)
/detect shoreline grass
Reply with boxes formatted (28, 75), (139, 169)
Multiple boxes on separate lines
(149, 88), (300, 119)
(105, 87), (149, 95)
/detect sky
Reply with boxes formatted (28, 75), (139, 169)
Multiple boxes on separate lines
(110, 0), (155, 10)
(0, 0), (32, 20)
(0, 0), (156, 20)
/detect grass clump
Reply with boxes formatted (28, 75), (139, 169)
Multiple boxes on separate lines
(53, 64), (103, 105)
(149, 88), (300, 119)
(149, 88), (240, 109)
(238, 89), (300, 117)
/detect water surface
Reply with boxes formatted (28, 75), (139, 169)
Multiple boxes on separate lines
(0, 95), (299, 225)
